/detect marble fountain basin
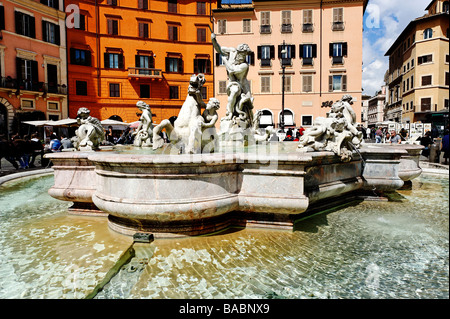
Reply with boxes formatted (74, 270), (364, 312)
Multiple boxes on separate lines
(45, 143), (424, 237)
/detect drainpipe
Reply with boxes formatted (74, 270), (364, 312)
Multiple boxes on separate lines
(320, 0), (322, 97)
(96, 0), (100, 97)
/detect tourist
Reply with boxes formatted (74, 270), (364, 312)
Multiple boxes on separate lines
(105, 126), (115, 144)
(49, 134), (62, 152)
(298, 126), (305, 137)
(29, 133), (43, 168)
(366, 127), (371, 140)
(375, 127), (382, 143)
(283, 129), (295, 141)
(441, 129), (449, 165)
(11, 134), (29, 169)
(383, 132), (391, 143)
(389, 130), (402, 144)
(419, 131), (433, 157)
(399, 128), (408, 141)
(60, 134), (74, 150)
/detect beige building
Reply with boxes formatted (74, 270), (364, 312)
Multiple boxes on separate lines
(385, 0), (449, 133)
(212, 0), (368, 130)
(367, 86), (387, 127)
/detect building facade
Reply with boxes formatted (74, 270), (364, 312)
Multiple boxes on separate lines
(367, 86), (386, 128)
(385, 0), (449, 132)
(212, 0), (367, 129)
(66, 0), (217, 124)
(0, 0), (67, 137)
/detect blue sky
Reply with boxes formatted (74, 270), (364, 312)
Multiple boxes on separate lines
(221, 0), (428, 97)
(362, 0), (429, 95)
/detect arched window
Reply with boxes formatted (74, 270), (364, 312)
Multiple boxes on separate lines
(258, 109), (274, 129)
(109, 115), (123, 122)
(279, 109), (295, 127)
(443, 1), (449, 14)
(423, 28), (433, 39)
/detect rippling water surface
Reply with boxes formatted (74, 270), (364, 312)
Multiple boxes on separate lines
(0, 174), (448, 299)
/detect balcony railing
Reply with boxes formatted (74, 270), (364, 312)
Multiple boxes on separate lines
(1, 77), (67, 95)
(281, 58), (292, 67)
(332, 21), (345, 31)
(260, 25), (272, 34)
(302, 23), (314, 33)
(281, 24), (293, 33)
(332, 56), (344, 65)
(260, 59), (271, 67)
(128, 67), (163, 78)
(302, 57), (313, 66)
(43, 83), (67, 95)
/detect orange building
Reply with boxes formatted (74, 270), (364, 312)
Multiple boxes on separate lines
(0, 0), (68, 137)
(66, 0), (217, 124)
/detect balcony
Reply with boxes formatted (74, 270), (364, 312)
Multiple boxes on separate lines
(43, 83), (68, 95)
(1, 77), (67, 96)
(260, 59), (271, 67)
(128, 68), (163, 79)
(260, 25), (272, 34)
(302, 23), (314, 33)
(281, 58), (292, 67)
(302, 57), (313, 66)
(332, 56), (344, 65)
(332, 21), (345, 31)
(281, 24), (293, 33)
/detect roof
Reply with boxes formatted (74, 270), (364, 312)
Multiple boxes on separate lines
(384, 12), (449, 56)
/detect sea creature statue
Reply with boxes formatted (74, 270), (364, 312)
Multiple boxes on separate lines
(212, 33), (268, 143)
(298, 95), (364, 162)
(132, 101), (154, 147)
(153, 73), (218, 154)
(72, 107), (105, 151)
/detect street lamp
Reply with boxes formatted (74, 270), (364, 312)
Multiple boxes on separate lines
(280, 43), (287, 133)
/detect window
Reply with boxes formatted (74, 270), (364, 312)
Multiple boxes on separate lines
(15, 11), (36, 38)
(76, 80), (88, 96)
(421, 97), (431, 111)
(243, 19), (251, 33)
(279, 44), (295, 66)
(48, 101), (59, 111)
(197, 2), (206, 15)
(218, 81), (227, 94)
(302, 10), (313, 32)
(411, 75), (414, 89)
(218, 20), (226, 34)
(444, 1), (449, 13)
(332, 8), (344, 30)
(138, 22), (149, 38)
(261, 76), (271, 93)
(302, 115), (312, 126)
(423, 28), (433, 39)
(197, 28), (207, 42)
(16, 58), (38, 91)
(139, 85), (150, 98)
(302, 75), (313, 92)
(330, 42), (347, 64)
(21, 99), (34, 109)
(165, 57), (183, 73)
(421, 75), (432, 86)
(70, 48), (91, 66)
(104, 52), (124, 69)
(168, 25), (178, 41)
(328, 74), (347, 91)
(260, 12), (271, 33)
(109, 83), (120, 97)
(42, 21), (60, 45)
(135, 54), (155, 74)
(418, 54), (432, 64)
(201, 87), (207, 100)
(446, 72), (449, 86)
(168, 0), (177, 13)
(446, 55), (449, 63)
(281, 11), (292, 33)
(257, 45), (274, 66)
(46, 64), (58, 93)
(300, 44), (317, 65)
(40, 0), (59, 10)
(107, 0), (118, 5)
(283, 76), (292, 93)
(0, 6), (5, 31)
(411, 58), (414, 67)
(74, 14), (86, 30)
(194, 58), (211, 74)
(138, 0), (148, 9)
(169, 86), (179, 99)
(107, 19), (119, 35)
(406, 78), (409, 91)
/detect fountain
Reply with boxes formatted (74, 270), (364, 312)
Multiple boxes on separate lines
(44, 34), (425, 238)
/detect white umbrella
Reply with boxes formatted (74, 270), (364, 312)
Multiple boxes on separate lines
(51, 118), (78, 127)
(101, 119), (130, 130)
(22, 120), (50, 126)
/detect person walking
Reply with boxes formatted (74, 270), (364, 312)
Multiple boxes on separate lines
(29, 133), (43, 168)
(375, 127), (382, 143)
(49, 134), (62, 152)
(441, 129), (449, 165)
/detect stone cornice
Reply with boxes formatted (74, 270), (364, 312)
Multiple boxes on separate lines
(8, 0), (66, 19)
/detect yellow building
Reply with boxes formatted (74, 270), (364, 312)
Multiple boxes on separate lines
(385, 0), (449, 132)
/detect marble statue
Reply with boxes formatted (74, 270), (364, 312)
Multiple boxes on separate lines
(199, 97), (221, 153)
(72, 107), (105, 151)
(298, 95), (364, 162)
(132, 101), (154, 147)
(153, 73), (217, 154)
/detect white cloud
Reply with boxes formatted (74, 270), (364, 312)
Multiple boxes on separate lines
(362, 0), (427, 96)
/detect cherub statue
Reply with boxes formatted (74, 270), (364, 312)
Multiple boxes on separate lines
(72, 107), (105, 151)
(132, 101), (154, 147)
(199, 97), (220, 153)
